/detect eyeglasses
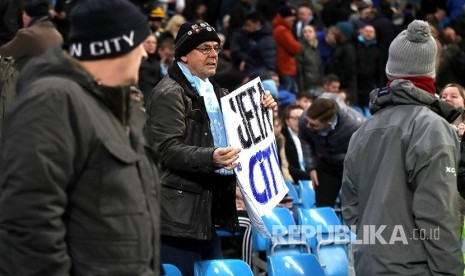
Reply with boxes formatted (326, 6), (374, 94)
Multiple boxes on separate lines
(195, 46), (221, 55)
(288, 116), (300, 120)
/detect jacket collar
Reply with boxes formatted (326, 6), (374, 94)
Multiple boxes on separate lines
(167, 62), (228, 100)
(369, 79), (462, 123)
(18, 46), (133, 127)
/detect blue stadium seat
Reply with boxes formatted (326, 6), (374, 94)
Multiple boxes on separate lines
(162, 263), (182, 276)
(250, 207), (310, 275)
(262, 207), (310, 255)
(284, 180), (302, 207)
(194, 259), (253, 276)
(298, 180), (316, 209)
(297, 207), (349, 276)
(267, 253), (325, 276)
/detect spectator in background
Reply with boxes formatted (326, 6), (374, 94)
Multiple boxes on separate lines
(357, 0), (397, 84)
(211, 32), (246, 92)
(0, 0), (21, 46)
(328, 21), (357, 106)
(297, 24), (323, 94)
(157, 37), (175, 76)
(149, 6), (166, 38)
(320, 0), (352, 28)
(145, 21), (277, 276)
(317, 26), (337, 73)
(322, 73), (340, 93)
(319, 73), (366, 122)
(354, 24), (384, 117)
(281, 104), (311, 183)
(0, 0), (63, 71)
(269, 70), (297, 115)
(299, 97), (363, 207)
(273, 4), (301, 94)
(295, 91), (312, 110)
(0, 0), (161, 274)
(437, 26), (463, 88)
(138, 33), (162, 101)
(53, 0), (77, 47)
(230, 11), (277, 76)
(294, 3), (323, 40)
(342, 20), (463, 275)
(229, 0), (253, 35)
(273, 106), (294, 183)
(160, 14), (186, 41)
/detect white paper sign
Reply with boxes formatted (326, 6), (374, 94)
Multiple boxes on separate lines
(221, 77), (288, 221)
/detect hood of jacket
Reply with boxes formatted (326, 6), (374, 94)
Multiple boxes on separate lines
(17, 45), (133, 126)
(369, 79), (462, 124)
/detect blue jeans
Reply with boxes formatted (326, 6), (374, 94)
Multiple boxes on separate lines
(161, 233), (223, 276)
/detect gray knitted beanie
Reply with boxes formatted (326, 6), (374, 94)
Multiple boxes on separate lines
(385, 20), (437, 80)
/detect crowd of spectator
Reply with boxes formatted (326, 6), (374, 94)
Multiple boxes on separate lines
(2, 0), (465, 274)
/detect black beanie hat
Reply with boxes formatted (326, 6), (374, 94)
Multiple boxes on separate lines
(174, 22), (220, 60)
(68, 0), (151, 61)
(24, 0), (49, 18)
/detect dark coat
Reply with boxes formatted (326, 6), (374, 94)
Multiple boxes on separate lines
(354, 36), (384, 107)
(0, 46), (160, 275)
(0, 0), (21, 46)
(296, 40), (323, 92)
(298, 106), (363, 171)
(138, 54), (162, 101)
(145, 63), (239, 241)
(328, 40), (357, 104)
(281, 126), (310, 182)
(230, 22), (277, 75)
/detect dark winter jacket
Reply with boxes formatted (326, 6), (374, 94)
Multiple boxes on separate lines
(0, 46), (161, 276)
(230, 22), (277, 75)
(354, 36), (384, 106)
(298, 103), (363, 171)
(328, 40), (357, 104)
(145, 62), (238, 241)
(281, 126), (310, 182)
(296, 40), (323, 92)
(138, 54), (162, 101)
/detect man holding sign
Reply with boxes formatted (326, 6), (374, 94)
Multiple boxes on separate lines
(145, 22), (276, 276)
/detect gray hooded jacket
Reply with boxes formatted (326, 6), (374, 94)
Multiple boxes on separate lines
(342, 79), (463, 275)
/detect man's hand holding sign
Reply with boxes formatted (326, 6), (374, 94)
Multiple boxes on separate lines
(221, 77), (287, 236)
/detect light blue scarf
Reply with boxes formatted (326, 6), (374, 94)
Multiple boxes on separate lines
(178, 62), (233, 175)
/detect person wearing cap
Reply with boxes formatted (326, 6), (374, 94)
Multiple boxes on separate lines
(149, 6), (166, 38)
(0, 0), (161, 275)
(144, 21), (277, 276)
(342, 20), (464, 275)
(0, 0), (63, 71)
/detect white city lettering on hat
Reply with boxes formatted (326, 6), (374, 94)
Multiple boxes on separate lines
(88, 30), (135, 56)
(70, 43), (82, 57)
(122, 31), (135, 46)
